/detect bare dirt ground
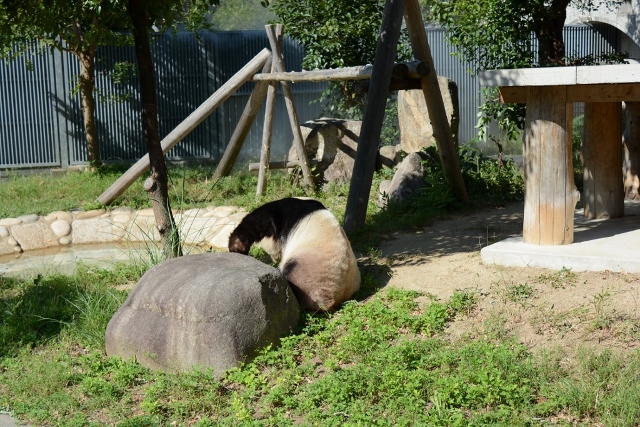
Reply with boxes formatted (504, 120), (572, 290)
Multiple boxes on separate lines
(375, 202), (640, 355)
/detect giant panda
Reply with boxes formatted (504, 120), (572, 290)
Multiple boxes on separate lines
(228, 197), (361, 312)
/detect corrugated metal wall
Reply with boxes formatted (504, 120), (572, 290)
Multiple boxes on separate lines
(0, 31), (326, 170)
(0, 25), (623, 170)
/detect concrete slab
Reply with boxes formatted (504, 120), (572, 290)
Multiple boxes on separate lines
(481, 200), (640, 272)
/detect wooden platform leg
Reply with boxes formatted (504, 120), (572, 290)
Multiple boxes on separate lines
(582, 102), (623, 219)
(523, 86), (580, 245)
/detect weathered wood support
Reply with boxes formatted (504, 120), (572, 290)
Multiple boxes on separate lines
(252, 60), (429, 83)
(343, 0), (406, 232)
(404, 0), (468, 204)
(256, 25), (282, 196)
(268, 30), (314, 190)
(213, 56), (273, 179)
(582, 102), (623, 219)
(98, 48), (271, 205)
(523, 86), (580, 245)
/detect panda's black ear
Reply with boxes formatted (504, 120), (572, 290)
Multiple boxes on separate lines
(228, 234), (251, 255)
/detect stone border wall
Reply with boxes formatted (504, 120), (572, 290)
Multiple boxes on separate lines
(0, 206), (247, 256)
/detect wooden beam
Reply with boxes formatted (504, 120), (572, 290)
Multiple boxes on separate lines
(252, 60), (429, 82)
(343, 0), (406, 232)
(256, 25), (282, 196)
(213, 55), (273, 179)
(97, 48), (271, 205)
(403, 0), (468, 203)
(500, 83), (640, 104)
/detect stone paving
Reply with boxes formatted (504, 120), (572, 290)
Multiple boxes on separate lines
(0, 205), (248, 257)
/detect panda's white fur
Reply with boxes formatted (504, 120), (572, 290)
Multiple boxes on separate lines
(277, 209), (360, 312)
(228, 197), (360, 312)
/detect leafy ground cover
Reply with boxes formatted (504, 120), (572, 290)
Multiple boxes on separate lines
(3, 153), (640, 426)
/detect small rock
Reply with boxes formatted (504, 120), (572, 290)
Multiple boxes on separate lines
(75, 209), (106, 220)
(51, 219), (72, 237)
(0, 226), (8, 238)
(112, 214), (131, 224)
(378, 152), (426, 209)
(7, 237), (18, 246)
(0, 218), (22, 227)
(44, 211), (74, 222)
(59, 237), (70, 245)
(17, 214), (39, 224)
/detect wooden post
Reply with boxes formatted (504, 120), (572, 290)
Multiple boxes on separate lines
(98, 48), (271, 205)
(213, 55), (272, 179)
(256, 25), (282, 195)
(582, 102), (623, 219)
(523, 86), (580, 245)
(403, 0), (468, 204)
(267, 27), (314, 190)
(343, 0), (405, 232)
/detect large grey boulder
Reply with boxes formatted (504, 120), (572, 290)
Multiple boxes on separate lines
(397, 77), (459, 153)
(105, 252), (299, 376)
(289, 118), (361, 189)
(378, 152), (426, 209)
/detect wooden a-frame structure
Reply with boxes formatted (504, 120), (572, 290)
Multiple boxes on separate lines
(97, 0), (468, 233)
(342, 0), (468, 231)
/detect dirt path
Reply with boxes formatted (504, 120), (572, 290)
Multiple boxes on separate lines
(376, 202), (640, 354)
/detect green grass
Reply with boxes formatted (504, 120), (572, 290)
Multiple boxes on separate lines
(3, 270), (640, 426)
(0, 153), (579, 426)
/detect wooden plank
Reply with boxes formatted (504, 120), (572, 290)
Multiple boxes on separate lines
(582, 102), (624, 219)
(500, 83), (640, 104)
(256, 25), (281, 196)
(252, 60), (429, 82)
(97, 48), (271, 205)
(483, 64), (640, 88)
(403, 0), (468, 203)
(480, 67), (577, 87)
(523, 86), (579, 245)
(576, 64), (640, 84)
(343, 0), (406, 232)
(213, 55), (273, 179)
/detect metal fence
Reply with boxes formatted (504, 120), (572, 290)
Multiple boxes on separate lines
(0, 25), (622, 170)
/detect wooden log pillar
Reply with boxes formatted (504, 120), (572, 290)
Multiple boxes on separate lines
(256, 25), (283, 196)
(523, 86), (580, 245)
(403, 0), (468, 204)
(343, 0), (405, 232)
(582, 102), (623, 219)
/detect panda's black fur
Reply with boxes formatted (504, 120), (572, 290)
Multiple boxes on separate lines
(228, 197), (360, 312)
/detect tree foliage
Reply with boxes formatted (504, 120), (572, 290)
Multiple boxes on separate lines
(424, 0), (625, 146)
(0, 0), (130, 165)
(268, 0), (411, 118)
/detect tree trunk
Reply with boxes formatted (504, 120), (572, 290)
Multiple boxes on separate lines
(127, 0), (181, 258)
(624, 101), (640, 200)
(77, 51), (101, 167)
(532, 0), (569, 66)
